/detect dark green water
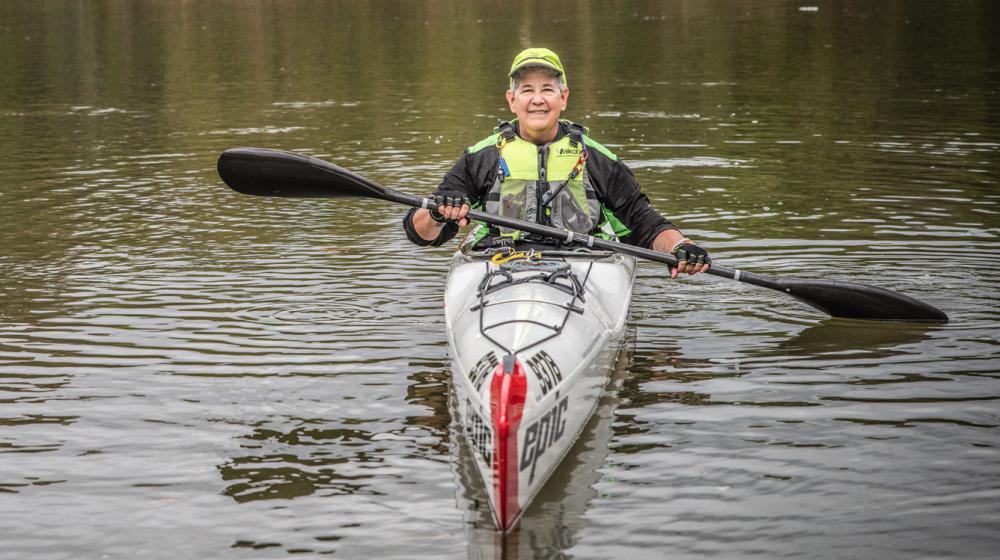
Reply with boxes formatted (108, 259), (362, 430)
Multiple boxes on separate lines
(1, 1), (998, 559)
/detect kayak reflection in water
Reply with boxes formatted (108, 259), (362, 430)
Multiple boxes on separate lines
(402, 47), (710, 279)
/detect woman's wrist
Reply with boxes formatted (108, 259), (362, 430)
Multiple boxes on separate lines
(670, 238), (692, 253)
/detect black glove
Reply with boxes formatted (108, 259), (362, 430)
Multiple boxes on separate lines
(430, 192), (471, 223)
(672, 242), (711, 266)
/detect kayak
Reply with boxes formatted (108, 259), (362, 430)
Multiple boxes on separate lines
(444, 245), (636, 531)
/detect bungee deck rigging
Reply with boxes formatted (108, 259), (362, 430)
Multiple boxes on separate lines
(472, 252), (593, 358)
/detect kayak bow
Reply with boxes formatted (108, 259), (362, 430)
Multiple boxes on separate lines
(445, 249), (635, 530)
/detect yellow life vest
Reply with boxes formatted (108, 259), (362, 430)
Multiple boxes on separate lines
(483, 123), (601, 239)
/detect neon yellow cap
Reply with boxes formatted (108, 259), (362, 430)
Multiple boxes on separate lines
(508, 48), (566, 85)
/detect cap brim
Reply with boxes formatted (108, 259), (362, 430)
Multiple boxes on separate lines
(508, 59), (563, 77)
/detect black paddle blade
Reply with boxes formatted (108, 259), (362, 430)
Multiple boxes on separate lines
(217, 147), (389, 200)
(781, 279), (949, 323)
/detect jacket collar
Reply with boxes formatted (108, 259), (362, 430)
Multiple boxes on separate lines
(510, 119), (570, 145)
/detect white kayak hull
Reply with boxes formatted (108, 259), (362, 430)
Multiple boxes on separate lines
(444, 249), (636, 531)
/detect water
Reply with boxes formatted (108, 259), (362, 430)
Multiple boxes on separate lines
(2, 1), (998, 558)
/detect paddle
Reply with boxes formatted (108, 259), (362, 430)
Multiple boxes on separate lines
(217, 147), (949, 323)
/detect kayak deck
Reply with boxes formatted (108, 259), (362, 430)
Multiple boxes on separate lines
(445, 248), (636, 531)
(475, 257), (589, 357)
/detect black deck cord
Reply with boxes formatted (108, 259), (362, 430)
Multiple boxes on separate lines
(475, 260), (595, 357)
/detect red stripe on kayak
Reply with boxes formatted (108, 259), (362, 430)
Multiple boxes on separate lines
(489, 357), (527, 531)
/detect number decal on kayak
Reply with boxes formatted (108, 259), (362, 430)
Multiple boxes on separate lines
(469, 352), (498, 391)
(464, 398), (493, 467)
(519, 392), (569, 484)
(526, 351), (563, 396)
